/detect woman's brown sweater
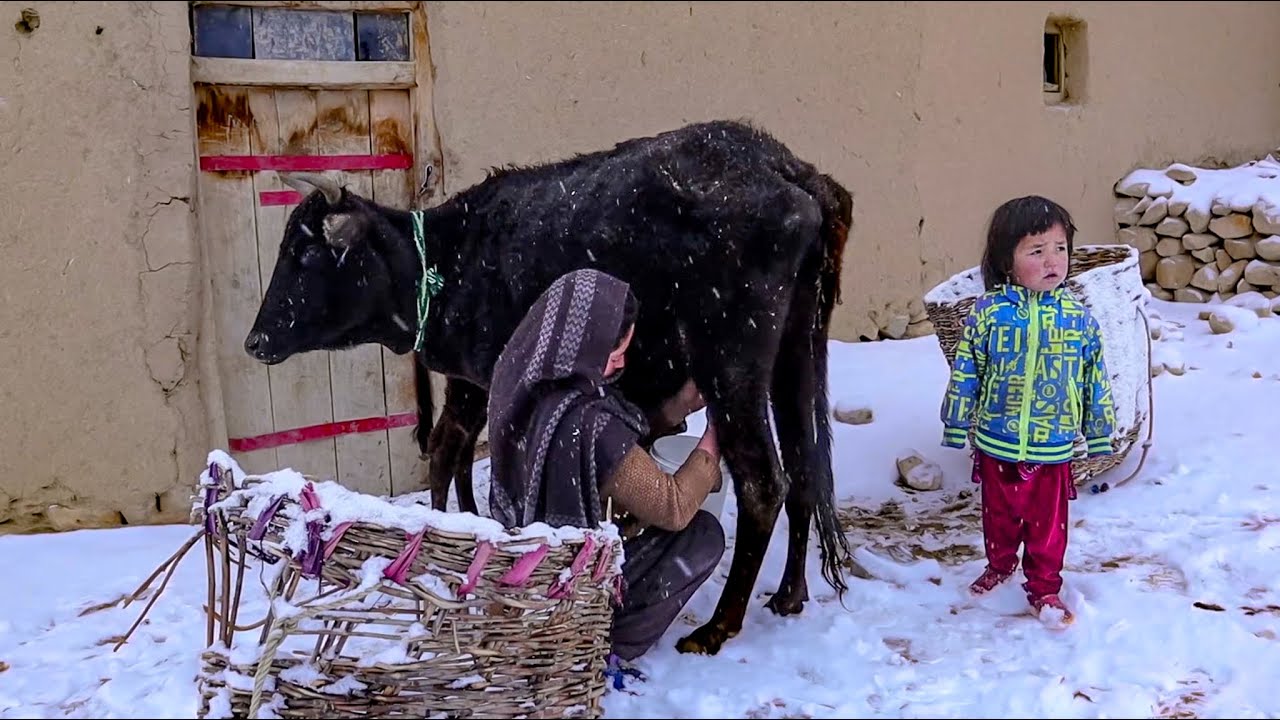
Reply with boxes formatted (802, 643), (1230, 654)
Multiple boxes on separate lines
(600, 445), (722, 536)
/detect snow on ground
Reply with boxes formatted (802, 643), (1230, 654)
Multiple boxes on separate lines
(3, 297), (1280, 719)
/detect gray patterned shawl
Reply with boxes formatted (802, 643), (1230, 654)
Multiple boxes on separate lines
(487, 269), (648, 530)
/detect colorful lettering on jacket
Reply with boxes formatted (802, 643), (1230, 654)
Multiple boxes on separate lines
(940, 283), (1117, 464)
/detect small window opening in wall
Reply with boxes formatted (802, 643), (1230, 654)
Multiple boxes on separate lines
(190, 4), (410, 62)
(1043, 16), (1086, 106)
(1043, 28), (1062, 93)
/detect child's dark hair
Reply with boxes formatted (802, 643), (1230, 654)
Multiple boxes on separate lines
(981, 195), (1078, 290)
(615, 289), (639, 346)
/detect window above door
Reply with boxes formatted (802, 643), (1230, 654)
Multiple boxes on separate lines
(191, 2), (411, 62)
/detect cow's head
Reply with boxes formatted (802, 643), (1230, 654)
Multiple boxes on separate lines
(243, 172), (413, 365)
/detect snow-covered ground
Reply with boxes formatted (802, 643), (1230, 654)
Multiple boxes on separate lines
(3, 294), (1279, 719)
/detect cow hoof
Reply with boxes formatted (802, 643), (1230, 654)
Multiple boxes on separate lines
(676, 622), (732, 656)
(764, 591), (806, 617)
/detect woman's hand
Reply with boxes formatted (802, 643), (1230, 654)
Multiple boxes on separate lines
(697, 416), (719, 459)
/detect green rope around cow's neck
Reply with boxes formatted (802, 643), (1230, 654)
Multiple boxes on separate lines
(411, 210), (444, 353)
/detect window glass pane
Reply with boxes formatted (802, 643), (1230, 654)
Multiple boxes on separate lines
(192, 5), (253, 59)
(252, 8), (355, 61)
(356, 12), (410, 62)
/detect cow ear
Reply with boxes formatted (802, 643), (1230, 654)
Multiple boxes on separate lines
(322, 212), (367, 250)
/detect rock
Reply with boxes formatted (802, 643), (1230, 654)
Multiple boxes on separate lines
(1208, 305), (1260, 334)
(1270, 295), (1280, 315)
(1238, 278), (1259, 295)
(903, 319), (935, 339)
(1212, 201), (1232, 216)
(1151, 362), (1166, 378)
(1140, 250), (1159, 280)
(1225, 236), (1257, 260)
(1156, 255), (1195, 289)
(1168, 199), (1189, 217)
(1243, 259), (1280, 288)
(1145, 282), (1173, 301)
(1253, 204), (1280, 235)
(1216, 249), (1233, 271)
(1174, 287), (1208, 303)
(1115, 177), (1150, 198)
(1191, 247), (1217, 263)
(1119, 226), (1158, 253)
(1211, 213), (1254, 239)
(1156, 217), (1190, 237)
(1208, 312), (1235, 334)
(834, 405), (874, 425)
(1189, 264), (1219, 292)
(1155, 237), (1184, 257)
(1165, 166), (1197, 183)
(1219, 259), (1248, 294)
(1186, 206), (1211, 233)
(872, 305), (911, 340)
(1256, 236), (1280, 261)
(907, 297), (928, 323)
(1114, 197), (1142, 226)
(44, 504), (124, 532)
(896, 451), (944, 492)
(1225, 291), (1273, 318)
(1182, 233), (1216, 251)
(1139, 197), (1169, 226)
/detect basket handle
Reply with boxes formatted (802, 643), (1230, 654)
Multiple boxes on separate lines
(1107, 304), (1156, 488)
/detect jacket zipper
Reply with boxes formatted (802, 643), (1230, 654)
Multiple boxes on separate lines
(1017, 294), (1041, 460)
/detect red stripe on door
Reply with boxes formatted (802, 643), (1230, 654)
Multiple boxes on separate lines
(200, 153), (413, 172)
(259, 190), (304, 206)
(229, 411), (419, 453)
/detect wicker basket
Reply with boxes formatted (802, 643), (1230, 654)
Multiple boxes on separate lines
(923, 244), (1154, 488)
(185, 455), (623, 719)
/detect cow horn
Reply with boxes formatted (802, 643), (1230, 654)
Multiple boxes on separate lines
(279, 172), (343, 205)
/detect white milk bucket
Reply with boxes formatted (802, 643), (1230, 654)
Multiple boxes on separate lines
(650, 434), (730, 521)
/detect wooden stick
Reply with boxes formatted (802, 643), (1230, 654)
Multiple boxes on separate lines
(205, 529), (217, 648)
(228, 537), (249, 647)
(114, 529), (206, 653)
(219, 528), (234, 647)
(120, 528), (205, 609)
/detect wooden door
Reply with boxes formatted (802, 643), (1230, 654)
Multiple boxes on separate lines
(191, 2), (440, 496)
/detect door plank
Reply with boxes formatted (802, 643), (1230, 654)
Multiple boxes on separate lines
(195, 85), (278, 475)
(248, 87), (341, 482)
(315, 89), (392, 497)
(369, 89), (425, 496)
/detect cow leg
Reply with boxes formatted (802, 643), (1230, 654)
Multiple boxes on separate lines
(763, 269), (824, 616)
(425, 377), (488, 514)
(448, 380), (489, 515)
(766, 191), (863, 616)
(675, 372), (785, 656)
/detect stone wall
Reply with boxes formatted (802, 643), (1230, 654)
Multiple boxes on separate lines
(1114, 155), (1280, 303)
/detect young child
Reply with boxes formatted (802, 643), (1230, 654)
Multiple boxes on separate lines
(940, 195), (1117, 627)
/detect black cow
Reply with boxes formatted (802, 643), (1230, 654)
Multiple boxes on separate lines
(243, 119), (862, 656)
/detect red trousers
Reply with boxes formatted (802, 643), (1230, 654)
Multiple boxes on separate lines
(973, 448), (1074, 600)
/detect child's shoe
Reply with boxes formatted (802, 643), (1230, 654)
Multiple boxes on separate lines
(968, 566), (1014, 596)
(1030, 593), (1075, 628)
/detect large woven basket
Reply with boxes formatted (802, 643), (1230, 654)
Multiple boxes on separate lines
(185, 453), (622, 719)
(923, 244), (1154, 489)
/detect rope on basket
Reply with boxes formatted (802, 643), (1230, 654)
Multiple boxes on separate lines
(247, 581), (387, 718)
(1092, 305), (1156, 493)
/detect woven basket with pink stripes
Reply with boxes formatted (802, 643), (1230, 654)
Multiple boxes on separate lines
(186, 453), (621, 719)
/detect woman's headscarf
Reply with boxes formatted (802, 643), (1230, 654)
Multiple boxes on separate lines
(487, 269), (649, 530)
